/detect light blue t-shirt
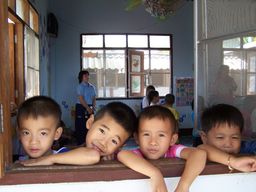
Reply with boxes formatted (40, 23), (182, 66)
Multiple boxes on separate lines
(76, 82), (96, 105)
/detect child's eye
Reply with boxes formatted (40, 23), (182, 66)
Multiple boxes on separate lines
(41, 131), (48, 136)
(232, 136), (239, 140)
(159, 134), (165, 137)
(111, 139), (118, 145)
(143, 133), (150, 136)
(99, 128), (105, 134)
(21, 131), (30, 136)
(216, 136), (223, 139)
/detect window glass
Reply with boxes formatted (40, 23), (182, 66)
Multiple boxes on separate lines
(24, 27), (39, 98)
(243, 36), (256, 49)
(82, 35), (103, 48)
(105, 50), (126, 97)
(151, 73), (170, 96)
(150, 50), (170, 71)
(150, 35), (170, 48)
(223, 37), (241, 48)
(128, 35), (148, 47)
(105, 35), (126, 47)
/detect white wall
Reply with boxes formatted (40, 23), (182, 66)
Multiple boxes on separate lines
(1, 172), (256, 192)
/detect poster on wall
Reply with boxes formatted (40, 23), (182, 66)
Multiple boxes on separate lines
(176, 77), (194, 106)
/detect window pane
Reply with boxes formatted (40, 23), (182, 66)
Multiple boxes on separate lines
(82, 50), (104, 69)
(223, 37), (241, 48)
(105, 35), (126, 47)
(24, 27), (39, 99)
(243, 36), (256, 49)
(223, 50), (243, 96)
(150, 35), (170, 48)
(248, 52), (256, 72)
(128, 35), (148, 47)
(82, 50), (126, 97)
(151, 73), (170, 96)
(105, 50), (126, 97)
(82, 35), (103, 48)
(151, 50), (170, 71)
(247, 74), (256, 94)
(16, 0), (29, 24)
(26, 68), (39, 98)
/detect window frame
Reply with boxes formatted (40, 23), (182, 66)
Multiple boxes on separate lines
(80, 33), (173, 99)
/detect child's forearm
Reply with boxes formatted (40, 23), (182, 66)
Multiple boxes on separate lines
(117, 150), (161, 178)
(117, 150), (167, 192)
(197, 144), (231, 164)
(177, 148), (206, 191)
(52, 147), (100, 165)
(21, 147), (101, 166)
(198, 144), (256, 172)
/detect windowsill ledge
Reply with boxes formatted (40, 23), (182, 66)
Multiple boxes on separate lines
(0, 158), (237, 185)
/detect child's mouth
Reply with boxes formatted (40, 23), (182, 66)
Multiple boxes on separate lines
(92, 144), (105, 154)
(147, 148), (158, 154)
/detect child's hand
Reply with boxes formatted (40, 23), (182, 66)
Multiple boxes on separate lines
(150, 172), (168, 192)
(230, 156), (256, 172)
(20, 156), (54, 166)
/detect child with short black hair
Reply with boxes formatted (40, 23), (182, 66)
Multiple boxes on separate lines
(148, 90), (160, 106)
(163, 93), (179, 121)
(20, 102), (137, 166)
(142, 85), (155, 108)
(198, 104), (256, 173)
(17, 96), (66, 160)
(118, 105), (207, 192)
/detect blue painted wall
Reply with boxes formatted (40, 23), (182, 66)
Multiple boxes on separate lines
(31, 0), (194, 129)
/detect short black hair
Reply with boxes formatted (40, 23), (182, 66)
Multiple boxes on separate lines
(17, 96), (62, 129)
(138, 105), (177, 133)
(148, 90), (159, 105)
(94, 102), (137, 136)
(201, 104), (244, 133)
(78, 70), (89, 83)
(146, 85), (155, 95)
(165, 94), (175, 105)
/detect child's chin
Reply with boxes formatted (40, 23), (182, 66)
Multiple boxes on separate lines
(146, 154), (161, 160)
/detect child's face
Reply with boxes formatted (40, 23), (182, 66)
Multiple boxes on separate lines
(152, 96), (160, 104)
(201, 123), (241, 154)
(86, 114), (130, 156)
(19, 116), (62, 158)
(137, 117), (177, 159)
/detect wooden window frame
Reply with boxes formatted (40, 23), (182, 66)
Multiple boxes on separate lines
(0, 158), (234, 185)
(1, 0), (254, 186)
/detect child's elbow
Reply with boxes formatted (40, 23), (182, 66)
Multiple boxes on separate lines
(195, 148), (207, 163)
(90, 150), (101, 164)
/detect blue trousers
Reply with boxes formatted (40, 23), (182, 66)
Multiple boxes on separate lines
(75, 104), (90, 145)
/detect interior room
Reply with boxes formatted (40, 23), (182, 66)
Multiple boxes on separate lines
(1, 0), (256, 191)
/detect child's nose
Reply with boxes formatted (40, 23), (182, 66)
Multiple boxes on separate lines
(150, 137), (157, 146)
(29, 135), (39, 144)
(224, 138), (232, 147)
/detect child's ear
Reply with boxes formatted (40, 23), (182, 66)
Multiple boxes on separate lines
(54, 127), (63, 140)
(170, 133), (178, 146)
(86, 114), (94, 130)
(200, 131), (207, 144)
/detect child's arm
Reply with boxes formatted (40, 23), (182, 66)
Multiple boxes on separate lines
(198, 144), (256, 172)
(117, 150), (168, 192)
(20, 147), (100, 166)
(175, 147), (206, 192)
